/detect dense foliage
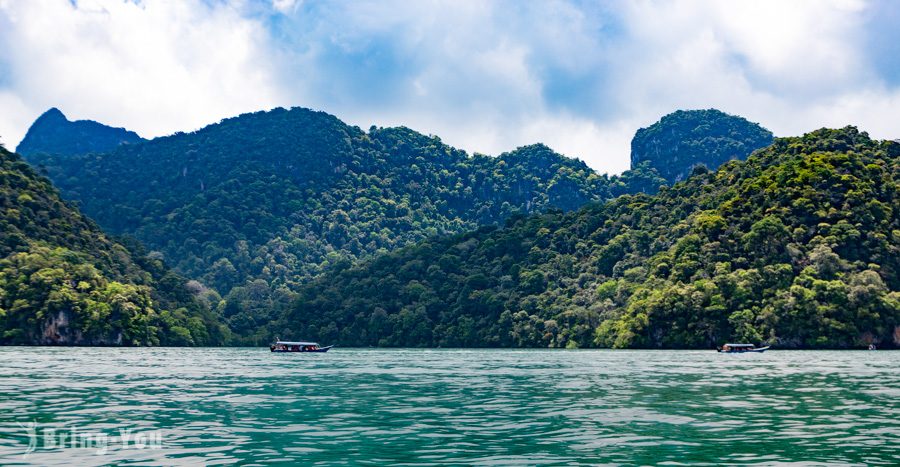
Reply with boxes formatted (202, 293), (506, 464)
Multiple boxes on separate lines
(27, 107), (669, 337)
(631, 109), (773, 183)
(16, 108), (144, 157)
(0, 145), (226, 345)
(276, 128), (899, 349)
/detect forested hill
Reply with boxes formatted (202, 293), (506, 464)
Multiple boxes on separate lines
(631, 109), (773, 183)
(275, 128), (899, 349)
(16, 108), (144, 157)
(24, 107), (670, 334)
(0, 145), (226, 346)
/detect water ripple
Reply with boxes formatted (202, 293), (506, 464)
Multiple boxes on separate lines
(0, 348), (897, 465)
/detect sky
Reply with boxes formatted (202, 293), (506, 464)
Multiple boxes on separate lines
(1, 0), (899, 174)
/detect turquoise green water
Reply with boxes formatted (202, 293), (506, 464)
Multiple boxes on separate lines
(0, 348), (897, 465)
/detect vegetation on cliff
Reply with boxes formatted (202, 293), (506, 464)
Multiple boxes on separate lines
(26, 107), (667, 336)
(275, 128), (899, 349)
(631, 109), (773, 183)
(0, 145), (225, 345)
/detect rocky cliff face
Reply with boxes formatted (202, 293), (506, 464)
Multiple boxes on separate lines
(630, 109), (773, 183)
(40, 310), (123, 345)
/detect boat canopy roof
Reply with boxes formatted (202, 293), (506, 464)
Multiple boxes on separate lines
(724, 343), (756, 347)
(276, 341), (318, 346)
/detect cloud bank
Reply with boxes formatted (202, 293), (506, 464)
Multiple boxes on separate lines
(0, 0), (284, 148)
(1, 0), (899, 173)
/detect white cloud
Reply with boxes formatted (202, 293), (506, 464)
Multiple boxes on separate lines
(271, 0), (300, 15)
(0, 91), (30, 150)
(577, 0), (893, 154)
(1, 0), (898, 173)
(0, 0), (283, 144)
(262, 0), (900, 173)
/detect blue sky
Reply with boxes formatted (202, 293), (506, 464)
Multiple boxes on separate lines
(1, 0), (899, 173)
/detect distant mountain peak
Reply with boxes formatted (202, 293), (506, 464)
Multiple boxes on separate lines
(508, 143), (553, 154)
(38, 107), (67, 121)
(499, 143), (591, 173)
(631, 108), (773, 184)
(16, 108), (144, 158)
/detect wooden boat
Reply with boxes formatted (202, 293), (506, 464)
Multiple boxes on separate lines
(717, 343), (769, 353)
(270, 341), (333, 353)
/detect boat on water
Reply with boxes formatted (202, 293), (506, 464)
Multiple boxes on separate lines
(717, 343), (769, 353)
(270, 341), (333, 353)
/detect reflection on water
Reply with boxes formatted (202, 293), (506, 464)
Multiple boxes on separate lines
(0, 348), (897, 465)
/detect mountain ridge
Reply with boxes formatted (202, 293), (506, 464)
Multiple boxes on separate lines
(25, 106), (640, 339)
(20, 106), (784, 344)
(16, 107), (145, 157)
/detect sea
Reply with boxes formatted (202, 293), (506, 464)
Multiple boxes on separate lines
(0, 348), (897, 465)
